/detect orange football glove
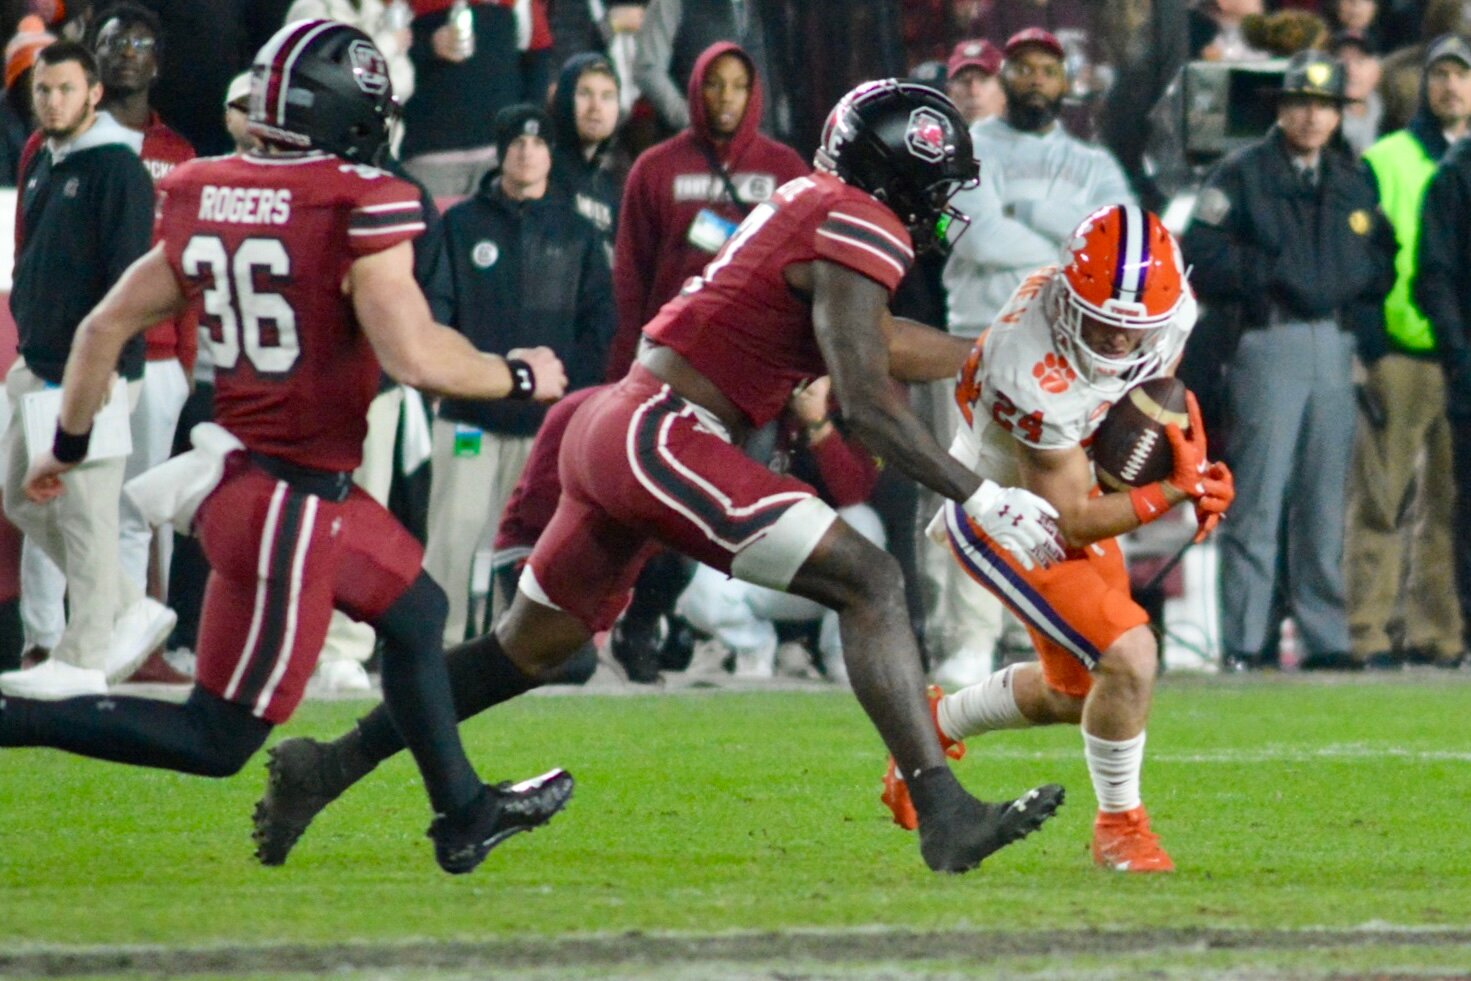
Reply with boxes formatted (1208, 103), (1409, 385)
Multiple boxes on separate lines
(1192, 460), (1234, 543)
(1163, 390), (1210, 498)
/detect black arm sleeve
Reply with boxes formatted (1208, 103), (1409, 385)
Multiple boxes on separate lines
(1180, 162), (1271, 303)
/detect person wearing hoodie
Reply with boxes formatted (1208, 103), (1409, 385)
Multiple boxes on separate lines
(0, 40), (162, 700)
(425, 104), (614, 644)
(549, 51), (628, 241)
(606, 40), (803, 380)
(1348, 35), (1471, 670)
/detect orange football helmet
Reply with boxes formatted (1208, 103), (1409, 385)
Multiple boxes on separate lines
(1054, 204), (1188, 384)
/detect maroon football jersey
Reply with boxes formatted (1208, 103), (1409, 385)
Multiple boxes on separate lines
(157, 151), (424, 472)
(643, 171), (914, 428)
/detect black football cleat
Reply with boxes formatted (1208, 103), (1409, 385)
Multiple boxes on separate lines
(428, 768), (574, 875)
(252, 738), (347, 866)
(919, 783), (1065, 874)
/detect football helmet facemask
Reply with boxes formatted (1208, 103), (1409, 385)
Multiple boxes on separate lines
(814, 79), (979, 254)
(248, 19), (396, 164)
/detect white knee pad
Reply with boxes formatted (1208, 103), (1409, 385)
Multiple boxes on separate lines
(729, 496), (838, 591)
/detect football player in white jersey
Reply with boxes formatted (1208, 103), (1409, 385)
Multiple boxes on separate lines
(882, 204), (1235, 872)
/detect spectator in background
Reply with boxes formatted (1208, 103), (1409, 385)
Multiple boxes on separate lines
(425, 105), (613, 643)
(606, 41), (803, 379)
(135, 0), (254, 156)
(1349, 34), (1470, 669)
(0, 41), (171, 699)
(1412, 52), (1471, 671)
(1333, 29), (1385, 153)
(1380, 0), (1471, 133)
(945, 37), (1004, 125)
(400, 0), (553, 196)
(550, 1), (645, 107)
(1182, 51), (1396, 673)
(549, 51), (628, 240)
(1326, 0), (1385, 52)
(633, 0), (778, 136)
(1, 17), (55, 184)
(221, 70), (257, 153)
(86, 1), (194, 685)
(1190, 0), (1270, 62)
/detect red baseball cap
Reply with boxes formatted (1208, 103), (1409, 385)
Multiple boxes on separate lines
(946, 38), (1002, 79)
(1003, 27), (1065, 62)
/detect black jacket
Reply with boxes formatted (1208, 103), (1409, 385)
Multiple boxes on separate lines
(434, 178), (614, 435)
(549, 52), (629, 241)
(11, 113), (154, 384)
(1182, 127), (1396, 340)
(1415, 135), (1471, 410)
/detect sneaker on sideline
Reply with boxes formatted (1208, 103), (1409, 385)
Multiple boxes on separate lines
(0, 658), (107, 699)
(104, 598), (177, 684)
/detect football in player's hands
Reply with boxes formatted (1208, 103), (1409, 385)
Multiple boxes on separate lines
(1091, 377), (1191, 490)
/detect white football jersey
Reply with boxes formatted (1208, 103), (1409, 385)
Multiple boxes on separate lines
(947, 266), (1194, 488)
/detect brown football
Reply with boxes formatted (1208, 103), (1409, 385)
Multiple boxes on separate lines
(1091, 377), (1190, 490)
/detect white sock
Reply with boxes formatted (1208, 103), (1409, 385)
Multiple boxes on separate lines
(1083, 729), (1145, 813)
(937, 664), (1030, 742)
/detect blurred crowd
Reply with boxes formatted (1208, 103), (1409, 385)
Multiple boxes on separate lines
(0, 0), (1464, 697)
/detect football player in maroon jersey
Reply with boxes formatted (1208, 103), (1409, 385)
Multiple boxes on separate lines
(2, 21), (572, 876)
(257, 80), (1069, 875)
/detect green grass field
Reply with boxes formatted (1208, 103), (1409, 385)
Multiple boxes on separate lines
(3, 672), (1471, 978)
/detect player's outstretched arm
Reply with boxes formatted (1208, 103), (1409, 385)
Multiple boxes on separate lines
(24, 245), (186, 502)
(350, 242), (567, 402)
(811, 259), (1061, 568)
(880, 311), (974, 383)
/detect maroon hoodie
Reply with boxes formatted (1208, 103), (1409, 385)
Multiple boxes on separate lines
(606, 41), (806, 380)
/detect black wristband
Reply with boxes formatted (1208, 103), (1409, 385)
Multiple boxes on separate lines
(52, 425), (91, 464)
(505, 358), (536, 400)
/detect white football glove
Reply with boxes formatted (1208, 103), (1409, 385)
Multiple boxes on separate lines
(961, 480), (1065, 570)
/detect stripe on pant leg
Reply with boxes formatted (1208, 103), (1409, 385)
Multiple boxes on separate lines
(943, 502), (1101, 669)
(233, 488), (308, 709)
(225, 481), (288, 701)
(253, 494), (318, 716)
(626, 387), (809, 553)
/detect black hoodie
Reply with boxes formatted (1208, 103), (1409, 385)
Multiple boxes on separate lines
(549, 52), (628, 240)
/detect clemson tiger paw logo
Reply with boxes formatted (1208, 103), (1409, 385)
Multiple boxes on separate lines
(1032, 353), (1076, 394)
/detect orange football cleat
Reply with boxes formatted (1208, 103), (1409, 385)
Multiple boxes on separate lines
(879, 686), (966, 831)
(1090, 806), (1175, 873)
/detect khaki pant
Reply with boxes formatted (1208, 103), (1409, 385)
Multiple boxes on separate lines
(2, 360), (142, 670)
(1345, 354), (1463, 657)
(422, 417), (533, 644)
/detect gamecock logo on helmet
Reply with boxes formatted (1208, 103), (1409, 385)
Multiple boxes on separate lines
(905, 107), (949, 163)
(347, 39), (390, 96)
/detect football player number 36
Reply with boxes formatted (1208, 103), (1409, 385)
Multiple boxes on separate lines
(992, 391), (1044, 443)
(181, 235), (299, 373)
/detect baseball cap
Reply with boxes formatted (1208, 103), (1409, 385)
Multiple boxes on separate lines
(224, 71), (252, 110)
(1003, 27), (1065, 62)
(5, 15), (56, 91)
(494, 104), (553, 162)
(946, 38), (1002, 79)
(1426, 34), (1471, 70)
(1328, 30), (1372, 56)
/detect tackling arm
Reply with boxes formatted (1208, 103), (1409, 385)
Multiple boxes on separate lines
(1015, 442), (1162, 550)
(880, 311), (973, 382)
(811, 259), (982, 502)
(350, 241), (566, 401)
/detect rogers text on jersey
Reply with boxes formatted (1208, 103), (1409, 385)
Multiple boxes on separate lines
(198, 186), (292, 226)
